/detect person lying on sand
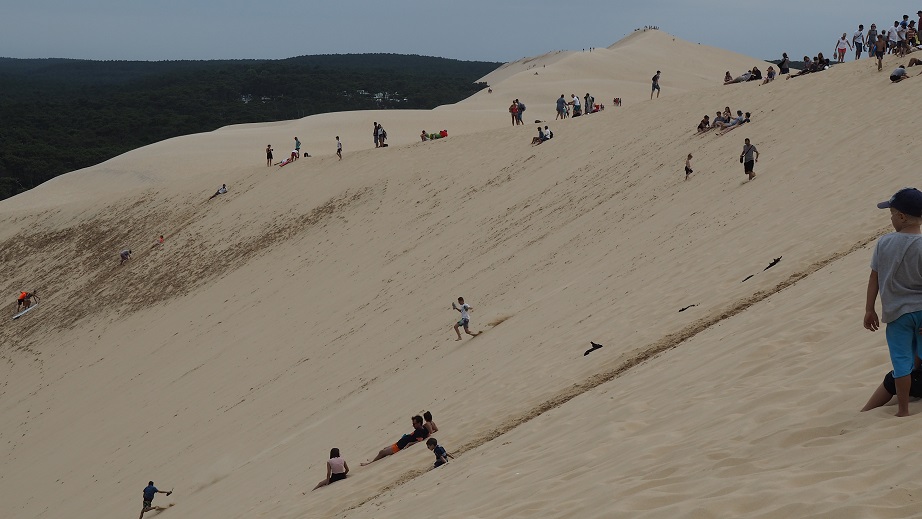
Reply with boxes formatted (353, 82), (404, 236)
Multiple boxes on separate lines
(714, 110), (745, 130)
(787, 56), (814, 79)
(360, 415), (429, 466)
(209, 184), (227, 200)
(724, 71), (752, 84)
(719, 112), (751, 135)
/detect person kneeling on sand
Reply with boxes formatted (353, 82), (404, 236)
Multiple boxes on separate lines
(891, 65), (911, 82)
(862, 362), (922, 413)
(360, 415), (429, 466)
(120, 249), (132, 266)
(16, 291), (38, 313)
(312, 448), (349, 490)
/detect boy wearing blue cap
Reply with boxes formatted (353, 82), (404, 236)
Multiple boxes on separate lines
(863, 188), (922, 416)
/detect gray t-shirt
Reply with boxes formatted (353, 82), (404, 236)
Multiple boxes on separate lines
(743, 144), (758, 162)
(871, 232), (922, 322)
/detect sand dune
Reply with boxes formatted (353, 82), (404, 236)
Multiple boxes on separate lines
(1, 29), (921, 518)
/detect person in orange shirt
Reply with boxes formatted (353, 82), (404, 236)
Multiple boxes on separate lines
(16, 291), (38, 313)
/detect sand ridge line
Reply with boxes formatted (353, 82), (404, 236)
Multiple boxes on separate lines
(341, 226), (886, 515)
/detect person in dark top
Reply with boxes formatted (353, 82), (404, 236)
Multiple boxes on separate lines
(427, 438), (455, 468)
(862, 362), (922, 412)
(139, 481), (171, 518)
(360, 415), (429, 466)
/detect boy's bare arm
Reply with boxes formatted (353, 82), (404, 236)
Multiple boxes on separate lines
(864, 270), (880, 331)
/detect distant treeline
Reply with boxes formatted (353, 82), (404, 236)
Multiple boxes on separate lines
(0, 54), (499, 200)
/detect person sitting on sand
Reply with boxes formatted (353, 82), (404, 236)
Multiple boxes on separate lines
(696, 115), (710, 133)
(209, 184), (227, 200)
(724, 71), (732, 83)
(890, 65), (911, 82)
(423, 411), (439, 435)
(787, 56), (813, 79)
(427, 438), (455, 468)
(360, 415), (429, 466)
(749, 66), (762, 81)
(543, 126), (553, 139)
(761, 66), (776, 85)
(724, 71), (752, 84)
(16, 291), (38, 313)
(531, 126), (546, 145)
(420, 130), (429, 142)
(312, 448), (349, 490)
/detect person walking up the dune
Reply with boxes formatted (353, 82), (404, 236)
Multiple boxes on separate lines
(863, 188), (922, 417)
(150, 235), (164, 250)
(452, 296), (478, 340)
(651, 70), (661, 99)
(139, 481), (171, 518)
(835, 33), (852, 63)
(294, 137), (301, 160)
(15, 291), (38, 314)
(266, 144), (273, 167)
(120, 249), (132, 266)
(685, 154), (694, 181)
(854, 25), (865, 60)
(740, 138), (758, 181)
(336, 136), (342, 160)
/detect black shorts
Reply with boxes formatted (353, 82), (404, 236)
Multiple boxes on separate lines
(329, 472), (347, 483)
(744, 160), (755, 173)
(883, 370), (922, 396)
(685, 166), (693, 175)
(876, 50), (885, 58)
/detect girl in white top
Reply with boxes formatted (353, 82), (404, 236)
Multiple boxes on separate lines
(835, 33), (852, 63)
(312, 448), (349, 490)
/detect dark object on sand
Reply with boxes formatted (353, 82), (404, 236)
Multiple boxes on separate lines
(584, 342), (603, 356)
(678, 304), (697, 312)
(741, 274), (754, 283)
(763, 256), (782, 271)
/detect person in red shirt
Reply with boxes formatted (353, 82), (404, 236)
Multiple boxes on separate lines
(16, 291), (38, 313)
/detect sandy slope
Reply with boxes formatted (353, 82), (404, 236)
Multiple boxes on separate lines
(1, 30), (920, 518)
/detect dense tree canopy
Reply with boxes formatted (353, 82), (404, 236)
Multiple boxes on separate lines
(0, 54), (498, 200)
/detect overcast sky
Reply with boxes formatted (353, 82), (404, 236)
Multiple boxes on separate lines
(0, 1), (913, 63)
